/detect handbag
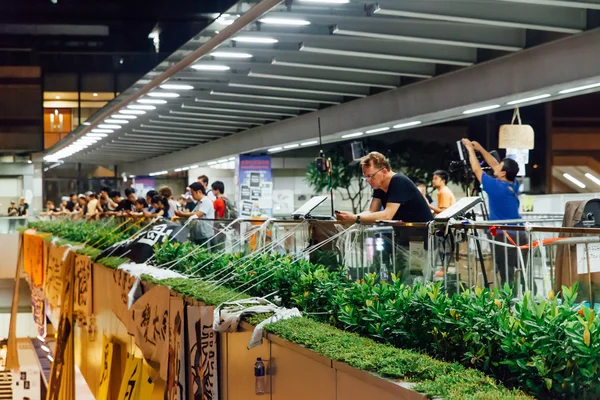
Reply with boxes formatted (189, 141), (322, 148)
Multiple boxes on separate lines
(498, 107), (534, 149)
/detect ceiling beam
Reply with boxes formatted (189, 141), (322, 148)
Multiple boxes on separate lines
(492, 0), (600, 10)
(370, 0), (586, 33)
(121, 27), (600, 175)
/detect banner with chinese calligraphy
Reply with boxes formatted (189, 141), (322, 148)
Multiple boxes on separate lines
(117, 355), (142, 400)
(140, 360), (155, 399)
(200, 306), (218, 400)
(44, 244), (68, 310)
(46, 249), (76, 400)
(110, 267), (137, 327)
(167, 297), (185, 400)
(74, 254), (93, 318)
(96, 336), (114, 400)
(23, 231), (46, 287)
(186, 305), (202, 399)
(30, 284), (46, 338)
(129, 285), (171, 380)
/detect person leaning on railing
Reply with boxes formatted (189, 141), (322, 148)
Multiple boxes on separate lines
(461, 138), (527, 287)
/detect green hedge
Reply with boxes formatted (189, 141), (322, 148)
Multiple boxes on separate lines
(29, 220), (600, 399)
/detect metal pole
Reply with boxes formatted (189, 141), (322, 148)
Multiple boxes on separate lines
(585, 243), (593, 305)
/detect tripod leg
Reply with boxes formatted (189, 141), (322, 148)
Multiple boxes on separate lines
(472, 228), (490, 288)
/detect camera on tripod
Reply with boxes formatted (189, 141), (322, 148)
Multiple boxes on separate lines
(448, 140), (498, 187)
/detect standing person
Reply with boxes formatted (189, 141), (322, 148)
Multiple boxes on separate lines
(150, 195), (169, 218)
(145, 190), (158, 213)
(86, 193), (99, 220)
(211, 181), (226, 219)
(17, 197), (29, 217)
(76, 195), (88, 220)
(176, 182), (214, 246)
(429, 170), (456, 215)
(115, 188), (136, 213)
(158, 186), (179, 218)
(335, 152), (433, 245)
(7, 201), (18, 216)
(461, 138), (524, 286)
(60, 196), (69, 212)
(198, 175), (216, 202)
(65, 193), (78, 214)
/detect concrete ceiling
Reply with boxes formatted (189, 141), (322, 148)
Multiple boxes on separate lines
(43, 0), (600, 174)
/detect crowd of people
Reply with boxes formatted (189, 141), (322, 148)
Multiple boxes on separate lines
(39, 175), (237, 226)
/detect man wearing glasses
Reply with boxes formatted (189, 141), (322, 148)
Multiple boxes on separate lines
(335, 151), (433, 244)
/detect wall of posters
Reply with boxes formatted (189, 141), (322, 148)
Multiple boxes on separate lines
(117, 355), (143, 400)
(236, 155), (273, 218)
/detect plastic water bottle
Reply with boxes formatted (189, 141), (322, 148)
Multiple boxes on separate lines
(254, 357), (266, 395)
(380, 262), (389, 282)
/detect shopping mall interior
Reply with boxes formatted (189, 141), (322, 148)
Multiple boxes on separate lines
(1, 0), (600, 399)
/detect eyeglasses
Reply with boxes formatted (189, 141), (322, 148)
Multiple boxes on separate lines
(362, 168), (384, 181)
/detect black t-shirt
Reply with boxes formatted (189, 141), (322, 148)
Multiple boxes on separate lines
(8, 206), (17, 215)
(18, 203), (29, 216)
(66, 200), (76, 212)
(185, 201), (196, 212)
(373, 174), (433, 223)
(116, 199), (135, 212)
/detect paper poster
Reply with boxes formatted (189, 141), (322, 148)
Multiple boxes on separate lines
(23, 231), (46, 287)
(186, 305), (202, 399)
(505, 148), (529, 177)
(200, 306), (218, 400)
(30, 284), (46, 338)
(129, 285), (171, 380)
(237, 155), (273, 217)
(10, 340), (42, 400)
(47, 249), (76, 400)
(117, 355), (143, 400)
(74, 255), (93, 318)
(45, 245), (68, 310)
(140, 360), (155, 399)
(97, 336), (114, 400)
(167, 297), (186, 400)
(111, 268), (137, 326)
(577, 243), (600, 274)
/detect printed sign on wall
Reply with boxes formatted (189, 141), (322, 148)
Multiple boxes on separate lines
(74, 254), (93, 318)
(237, 155), (273, 218)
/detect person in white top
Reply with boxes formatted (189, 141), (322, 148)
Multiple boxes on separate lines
(158, 186), (179, 219)
(198, 175), (216, 202)
(176, 182), (214, 246)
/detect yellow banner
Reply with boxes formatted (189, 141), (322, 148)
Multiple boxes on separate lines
(23, 231), (48, 287)
(96, 336), (114, 400)
(117, 355), (143, 400)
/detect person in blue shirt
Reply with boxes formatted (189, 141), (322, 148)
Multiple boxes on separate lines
(461, 138), (526, 287)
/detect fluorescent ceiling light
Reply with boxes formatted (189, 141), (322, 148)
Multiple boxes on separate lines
(268, 147), (283, 152)
(112, 114), (137, 119)
(128, 104), (156, 110)
(147, 92), (180, 98)
(92, 129), (114, 133)
(207, 161), (218, 165)
(174, 168), (183, 172)
(87, 133), (108, 137)
(248, 72), (396, 89)
(228, 158), (235, 161)
(300, 45), (472, 67)
(393, 121), (422, 129)
(463, 104), (500, 115)
(83, 122), (91, 125)
(231, 37), (278, 44)
(138, 99), (168, 104)
(301, 140), (319, 146)
(172, 108), (277, 122)
(228, 82), (366, 97)
(98, 124), (122, 129)
(218, 158), (229, 163)
(366, 127), (390, 134)
(119, 109), (147, 115)
(211, 51), (253, 58)
(191, 64), (231, 71)
(260, 17), (310, 26)
(558, 82), (600, 94)
(342, 132), (363, 138)
(298, 0), (349, 3)
(563, 173), (586, 189)
(190, 165), (199, 168)
(160, 84), (194, 90)
(585, 173), (600, 186)
(104, 119), (129, 124)
(129, 175), (136, 178)
(506, 94), (551, 105)
(210, 90), (337, 105)
(182, 104), (296, 117)
(284, 144), (299, 149)
(272, 59), (430, 78)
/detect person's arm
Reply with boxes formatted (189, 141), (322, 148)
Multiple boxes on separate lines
(24, 206), (29, 217)
(471, 141), (499, 169)
(429, 203), (442, 214)
(462, 139), (484, 182)
(335, 198), (401, 223)
(175, 210), (205, 218)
